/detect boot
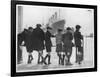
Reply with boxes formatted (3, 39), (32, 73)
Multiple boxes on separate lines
(43, 54), (48, 65)
(59, 54), (61, 65)
(78, 61), (81, 65)
(62, 55), (65, 65)
(40, 55), (44, 64)
(38, 53), (41, 64)
(67, 57), (72, 65)
(48, 55), (51, 65)
(27, 55), (31, 64)
(68, 57), (70, 63)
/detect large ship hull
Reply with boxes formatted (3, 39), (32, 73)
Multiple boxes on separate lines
(50, 19), (65, 34)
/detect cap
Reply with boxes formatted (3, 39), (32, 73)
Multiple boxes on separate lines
(66, 27), (71, 30)
(36, 24), (42, 27)
(47, 27), (52, 30)
(28, 27), (33, 30)
(76, 25), (81, 29)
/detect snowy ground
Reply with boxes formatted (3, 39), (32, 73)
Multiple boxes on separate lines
(16, 37), (94, 72)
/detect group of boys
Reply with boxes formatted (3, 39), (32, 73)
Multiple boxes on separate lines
(18, 24), (83, 65)
(45, 25), (83, 65)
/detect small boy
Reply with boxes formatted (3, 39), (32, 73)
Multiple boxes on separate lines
(62, 27), (73, 65)
(56, 29), (65, 65)
(44, 27), (54, 65)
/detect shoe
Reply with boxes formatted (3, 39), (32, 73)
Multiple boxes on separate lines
(44, 61), (48, 65)
(27, 60), (31, 64)
(48, 62), (51, 65)
(78, 62), (81, 65)
(37, 61), (41, 64)
(68, 62), (73, 65)
(75, 61), (78, 63)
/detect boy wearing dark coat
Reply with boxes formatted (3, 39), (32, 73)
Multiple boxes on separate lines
(62, 27), (73, 65)
(17, 29), (29, 64)
(32, 24), (45, 64)
(55, 29), (64, 65)
(26, 27), (34, 64)
(44, 27), (54, 65)
(74, 25), (83, 64)
(17, 31), (24, 64)
(20, 28), (34, 64)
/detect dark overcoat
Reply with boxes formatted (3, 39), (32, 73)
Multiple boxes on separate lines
(74, 30), (83, 47)
(62, 31), (73, 48)
(62, 31), (73, 53)
(17, 32), (24, 63)
(31, 27), (45, 51)
(18, 32), (24, 46)
(45, 31), (52, 47)
(19, 30), (33, 53)
(25, 31), (33, 52)
(45, 31), (54, 52)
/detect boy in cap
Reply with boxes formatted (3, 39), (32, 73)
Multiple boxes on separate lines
(62, 27), (73, 65)
(33, 24), (45, 64)
(27, 27), (34, 64)
(74, 25), (83, 64)
(55, 29), (64, 65)
(44, 27), (54, 65)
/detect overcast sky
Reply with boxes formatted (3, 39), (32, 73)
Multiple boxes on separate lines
(17, 5), (94, 35)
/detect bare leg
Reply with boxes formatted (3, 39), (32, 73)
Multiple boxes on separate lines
(61, 53), (65, 65)
(40, 51), (44, 64)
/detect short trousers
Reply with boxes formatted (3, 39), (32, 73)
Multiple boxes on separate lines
(56, 43), (63, 52)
